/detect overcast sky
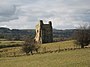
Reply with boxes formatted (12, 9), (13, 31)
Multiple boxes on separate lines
(0, 0), (90, 29)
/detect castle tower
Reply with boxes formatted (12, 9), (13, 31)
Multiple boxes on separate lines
(35, 20), (53, 44)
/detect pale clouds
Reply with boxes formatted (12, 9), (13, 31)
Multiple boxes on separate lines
(0, 0), (90, 29)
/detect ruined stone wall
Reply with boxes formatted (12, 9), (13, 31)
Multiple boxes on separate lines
(35, 20), (53, 44)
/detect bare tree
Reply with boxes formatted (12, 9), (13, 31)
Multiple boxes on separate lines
(74, 25), (90, 48)
(22, 37), (40, 55)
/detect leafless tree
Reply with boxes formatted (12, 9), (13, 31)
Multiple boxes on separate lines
(74, 25), (90, 48)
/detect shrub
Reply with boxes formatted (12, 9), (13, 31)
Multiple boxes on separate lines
(22, 38), (40, 55)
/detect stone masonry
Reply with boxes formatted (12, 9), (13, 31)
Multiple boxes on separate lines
(35, 20), (53, 44)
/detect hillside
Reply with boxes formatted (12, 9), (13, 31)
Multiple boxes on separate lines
(0, 27), (76, 40)
(0, 27), (35, 40)
(0, 48), (90, 67)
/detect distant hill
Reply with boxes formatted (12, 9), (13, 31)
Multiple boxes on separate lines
(0, 27), (76, 41)
(53, 29), (75, 38)
(0, 27), (35, 40)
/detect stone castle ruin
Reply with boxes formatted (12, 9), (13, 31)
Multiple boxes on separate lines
(35, 20), (53, 44)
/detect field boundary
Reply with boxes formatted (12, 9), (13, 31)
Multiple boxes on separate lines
(0, 46), (90, 57)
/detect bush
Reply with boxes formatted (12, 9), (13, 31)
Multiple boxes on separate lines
(22, 38), (40, 55)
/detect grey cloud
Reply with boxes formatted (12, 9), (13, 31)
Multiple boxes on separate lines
(70, 9), (90, 22)
(0, 5), (16, 16)
(56, 24), (74, 29)
(61, 0), (90, 7)
(0, 0), (90, 29)
(0, 5), (19, 22)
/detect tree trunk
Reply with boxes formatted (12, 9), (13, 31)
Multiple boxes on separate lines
(81, 45), (84, 48)
(31, 51), (33, 55)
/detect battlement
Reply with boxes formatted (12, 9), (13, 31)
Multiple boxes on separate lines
(39, 20), (52, 26)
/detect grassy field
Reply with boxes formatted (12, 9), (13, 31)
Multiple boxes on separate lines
(0, 40), (77, 52)
(0, 40), (75, 47)
(0, 40), (86, 57)
(41, 40), (80, 51)
(0, 41), (24, 46)
(0, 40), (80, 49)
(0, 48), (90, 67)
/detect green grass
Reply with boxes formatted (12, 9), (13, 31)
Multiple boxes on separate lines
(0, 40), (83, 57)
(0, 40), (79, 50)
(0, 40), (77, 53)
(0, 48), (90, 67)
(0, 40), (89, 57)
(0, 41), (24, 46)
(41, 40), (80, 51)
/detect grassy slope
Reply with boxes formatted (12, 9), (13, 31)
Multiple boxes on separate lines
(41, 40), (79, 51)
(0, 41), (24, 46)
(0, 40), (77, 53)
(0, 48), (90, 67)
